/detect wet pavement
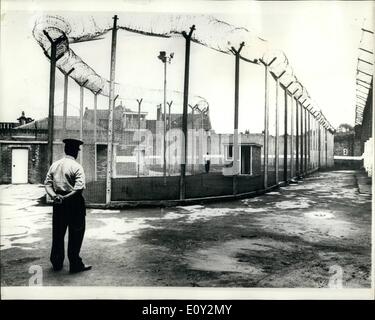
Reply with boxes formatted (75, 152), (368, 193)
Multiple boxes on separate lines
(0, 170), (372, 287)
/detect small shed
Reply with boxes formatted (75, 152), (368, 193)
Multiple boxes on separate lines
(222, 142), (262, 176)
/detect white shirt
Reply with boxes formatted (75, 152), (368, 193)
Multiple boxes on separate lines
(45, 155), (86, 193)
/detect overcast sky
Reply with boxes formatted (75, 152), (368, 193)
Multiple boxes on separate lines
(1, 0), (373, 133)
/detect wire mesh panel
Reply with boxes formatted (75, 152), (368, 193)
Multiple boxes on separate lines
(285, 93), (294, 180)
(314, 118), (318, 170)
(236, 60), (265, 193)
(327, 131), (334, 167)
(319, 127), (326, 169)
(267, 74), (277, 186)
(277, 84), (286, 182)
(189, 46), (227, 178)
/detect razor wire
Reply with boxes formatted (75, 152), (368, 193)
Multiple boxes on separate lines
(32, 12), (333, 130)
(355, 20), (374, 126)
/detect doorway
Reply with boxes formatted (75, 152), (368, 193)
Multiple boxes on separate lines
(11, 148), (28, 184)
(241, 145), (251, 174)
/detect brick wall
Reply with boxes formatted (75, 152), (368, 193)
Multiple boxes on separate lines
(0, 143), (48, 184)
(334, 133), (355, 156)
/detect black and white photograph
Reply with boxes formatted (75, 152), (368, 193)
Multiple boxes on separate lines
(0, 0), (374, 301)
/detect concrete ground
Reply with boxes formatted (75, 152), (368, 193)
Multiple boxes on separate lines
(0, 170), (372, 287)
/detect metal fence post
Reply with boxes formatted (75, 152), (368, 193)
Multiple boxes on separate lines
(93, 89), (101, 181)
(283, 89), (288, 182)
(180, 25), (195, 200)
(105, 15), (118, 205)
(62, 68), (74, 138)
(231, 42), (245, 195)
(43, 31), (65, 166)
(79, 80), (88, 165)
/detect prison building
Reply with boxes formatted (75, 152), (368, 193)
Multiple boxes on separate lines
(0, 112), (47, 184)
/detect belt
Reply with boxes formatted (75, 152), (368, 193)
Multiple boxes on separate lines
(56, 190), (71, 196)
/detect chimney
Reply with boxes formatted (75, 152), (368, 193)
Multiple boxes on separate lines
(17, 111), (27, 125)
(157, 105), (161, 120)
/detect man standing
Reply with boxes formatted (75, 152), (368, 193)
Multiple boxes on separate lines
(204, 152), (211, 173)
(45, 138), (92, 274)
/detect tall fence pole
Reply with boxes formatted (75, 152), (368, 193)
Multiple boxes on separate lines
(93, 89), (101, 181)
(290, 94), (294, 178)
(295, 97), (300, 178)
(43, 31), (65, 166)
(198, 107), (205, 170)
(318, 120), (321, 169)
(300, 101), (303, 176)
(304, 108), (309, 174)
(48, 42), (57, 166)
(283, 89), (288, 182)
(312, 116), (314, 169)
(137, 98), (143, 178)
(163, 60), (167, 183)
(275, 78), (280, 185)
(106, 14), (118, 205)
(260, 57), (276, 189)
(231, 42), (245, 195)
(79, 80), (88, 165)
(325, 127), (328, 168)
(264, 66), (269, 189)
(313, 115), (316, 169)
(272, 71), (287, 185)
(189, 104), (196, 175)
(62, 68), (74, 138)
(314, 115), (317, 169)
(180, 25), (195, 200)
(282, 82), (293, 182)
(290, 89), (298, 179)
(167, 101), (173, 175)
(306, 105), (311, 172)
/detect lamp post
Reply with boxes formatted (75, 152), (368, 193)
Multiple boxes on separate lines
(196, 106), (208, 172)
(188, 104), (198, 174)
(167, 100), (173, 175)
(136, 98), (143, 177)
(158, 51), (174, 183)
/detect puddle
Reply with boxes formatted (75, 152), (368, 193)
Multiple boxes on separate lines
(162, 212), (187, 220)
(177, 205), (205, 211)
(254, 212), (357, 242)
(304, 211), (335, 219)
(187, 238), (294, 274)
(90, 209), (121, 214)
(241, 198), (263, 204)
(85, 217), (159, 244)
(274, 199), (312, 210)
(174, 206), (266, 223)
(1, 206), (51, 251)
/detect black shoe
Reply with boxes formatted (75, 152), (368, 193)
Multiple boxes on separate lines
(69, 265), (92, 274)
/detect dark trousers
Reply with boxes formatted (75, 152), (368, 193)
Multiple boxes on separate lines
(50, 193), (86, 270)
(205, 161), (210, 173)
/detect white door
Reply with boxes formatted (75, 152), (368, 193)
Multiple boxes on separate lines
(11, 149), (28, 184)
